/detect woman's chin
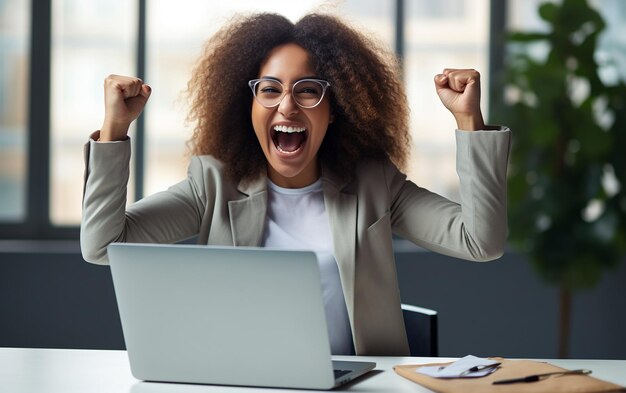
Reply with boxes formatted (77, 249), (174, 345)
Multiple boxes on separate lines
(266, 156), (319, 188)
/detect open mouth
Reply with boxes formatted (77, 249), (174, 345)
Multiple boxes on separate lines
(271, 125), (308, 154)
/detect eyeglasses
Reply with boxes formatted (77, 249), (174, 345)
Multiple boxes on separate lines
(248, 78), (331, 109)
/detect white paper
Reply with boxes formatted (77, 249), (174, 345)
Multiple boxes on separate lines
(416, 355), (500, 378)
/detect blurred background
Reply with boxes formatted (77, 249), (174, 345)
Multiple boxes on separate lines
(1, 0), (625, 359)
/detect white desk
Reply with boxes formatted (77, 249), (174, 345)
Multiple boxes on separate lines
(2, 348), (625, 392)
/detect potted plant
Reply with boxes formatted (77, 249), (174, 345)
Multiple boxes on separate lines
(493, 0), (626, 357)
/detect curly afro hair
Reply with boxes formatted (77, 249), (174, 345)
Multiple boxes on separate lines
(186, 12), (410, 182)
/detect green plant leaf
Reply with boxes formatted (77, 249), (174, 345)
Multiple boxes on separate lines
(538, 2), (559, 23)
(508, 32), (550, 42)
(498, 0), (626, 292)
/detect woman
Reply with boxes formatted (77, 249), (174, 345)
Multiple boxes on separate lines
(81, 13), (511, 356)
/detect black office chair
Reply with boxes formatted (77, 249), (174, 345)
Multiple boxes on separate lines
(401, 303), (438, 357)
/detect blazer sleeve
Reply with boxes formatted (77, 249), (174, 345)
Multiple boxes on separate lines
(80, 137), (205, 265)
(389, 127), (511, 261)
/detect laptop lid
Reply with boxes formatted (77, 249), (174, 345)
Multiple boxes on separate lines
(107, 243), (374, 390)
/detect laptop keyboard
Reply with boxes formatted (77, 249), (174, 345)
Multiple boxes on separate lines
(334, 369), (351, 379)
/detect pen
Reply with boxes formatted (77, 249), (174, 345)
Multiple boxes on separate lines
(492, 369), (592, 385)
(436, 363), (501, 375)
(460, 364), (500, 376)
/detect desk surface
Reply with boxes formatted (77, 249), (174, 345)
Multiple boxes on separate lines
(2, 348), (625, 393)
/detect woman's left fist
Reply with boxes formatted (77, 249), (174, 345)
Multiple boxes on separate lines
(434, 68), (485, 131)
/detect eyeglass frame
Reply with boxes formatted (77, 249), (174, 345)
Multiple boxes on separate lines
(248, 77), (331, 109)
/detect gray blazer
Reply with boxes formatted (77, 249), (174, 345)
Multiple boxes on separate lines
(81, 128), (511, 355)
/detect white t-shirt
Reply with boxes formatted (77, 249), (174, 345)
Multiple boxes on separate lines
(261, 179), (354, 355)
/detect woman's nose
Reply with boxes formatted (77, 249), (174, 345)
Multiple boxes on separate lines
(277, 91), (300, 117)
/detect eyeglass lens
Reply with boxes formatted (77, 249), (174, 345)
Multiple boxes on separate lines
(254, 79), (326, 108)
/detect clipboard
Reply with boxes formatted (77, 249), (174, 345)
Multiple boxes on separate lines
(393, 358), (625, 393)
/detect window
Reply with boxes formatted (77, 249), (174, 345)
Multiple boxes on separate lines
(0, 0), (29, 222)
(405, 0), (490, 201)
(1, 0), (503, 239)
(144, 0), (491, 206)
(50, 0), (137, 225)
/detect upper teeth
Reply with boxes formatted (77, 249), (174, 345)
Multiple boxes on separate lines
(274, 125), (305, 133)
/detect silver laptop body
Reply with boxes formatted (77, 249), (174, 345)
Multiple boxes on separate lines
(107, 243), (375, 390)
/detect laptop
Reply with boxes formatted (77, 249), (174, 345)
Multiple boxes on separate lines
(107, 243), (375, 390)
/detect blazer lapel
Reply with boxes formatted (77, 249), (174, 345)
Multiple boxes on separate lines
(228, 175), (267, 247)
(322, 167), (357, 326)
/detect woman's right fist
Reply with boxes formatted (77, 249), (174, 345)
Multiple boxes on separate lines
(100, 74), (151, 141)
